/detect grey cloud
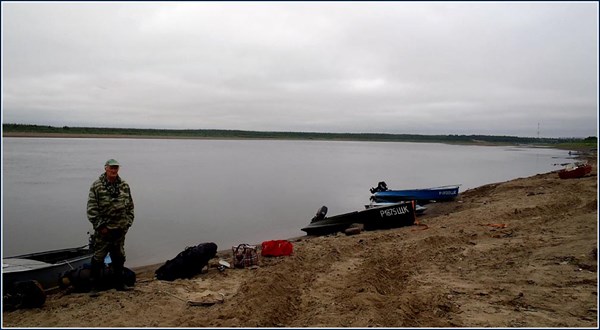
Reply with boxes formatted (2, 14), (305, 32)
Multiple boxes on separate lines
(2, 2), (597, 137)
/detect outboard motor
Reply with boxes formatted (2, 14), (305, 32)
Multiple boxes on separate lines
(311, 205), (328, 223)
(370, 181), (388, 194)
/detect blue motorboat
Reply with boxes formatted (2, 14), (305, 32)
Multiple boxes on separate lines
(370, 181), (460, 203)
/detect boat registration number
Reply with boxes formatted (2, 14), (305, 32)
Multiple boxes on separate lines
(380, 205), (410, 217)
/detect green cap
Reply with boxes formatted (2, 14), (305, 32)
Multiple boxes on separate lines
(105, 159), (120, 166)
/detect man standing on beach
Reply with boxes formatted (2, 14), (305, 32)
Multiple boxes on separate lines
(87, 159), (135, 296)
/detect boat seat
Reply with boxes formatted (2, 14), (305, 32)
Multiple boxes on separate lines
(3, 258), (52, 273)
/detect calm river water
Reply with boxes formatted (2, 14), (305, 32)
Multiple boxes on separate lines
(2, 138), (572, 267)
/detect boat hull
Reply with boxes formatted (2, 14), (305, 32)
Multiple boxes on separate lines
(372, 185), (460, 203)
(366, 202), (427, 215)
(3, 247), (93, 292)
(302, 202), (416, 236)
(558, 164), (592, 179)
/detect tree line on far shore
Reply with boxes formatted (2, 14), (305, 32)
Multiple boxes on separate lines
(2, 123), (597, 148)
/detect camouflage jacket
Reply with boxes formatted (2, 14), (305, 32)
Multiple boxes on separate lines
(87, 173), (134, 231)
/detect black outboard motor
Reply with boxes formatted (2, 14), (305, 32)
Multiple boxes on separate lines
(311, 206), (328, 223)
(370, 181), (388, 194)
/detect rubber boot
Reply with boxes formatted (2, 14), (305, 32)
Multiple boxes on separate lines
(112, 261), (133, 292)
(88, 259), (103, 297)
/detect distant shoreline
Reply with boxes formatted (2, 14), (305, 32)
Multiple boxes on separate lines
(6, 123), (593, 148)
(2, 132), (244, 140)
(0, 131), (491, 144)
(0, 131), (552, 148)
(5, 132), (596, 152)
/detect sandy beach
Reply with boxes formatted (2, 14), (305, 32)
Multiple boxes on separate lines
(2, 157), (597, 327)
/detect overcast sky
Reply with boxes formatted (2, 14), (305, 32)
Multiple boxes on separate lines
(2, 2), (598, 138)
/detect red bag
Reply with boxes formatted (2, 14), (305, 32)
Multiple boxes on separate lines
(261, 240), (293, 257)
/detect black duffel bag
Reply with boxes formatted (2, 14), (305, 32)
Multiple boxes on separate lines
(155, 242), (218, 281)
(60, 263), (136, 293)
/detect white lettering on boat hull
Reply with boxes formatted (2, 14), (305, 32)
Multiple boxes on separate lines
(380, 205), (410, 217)
(439, 191), (457, 196)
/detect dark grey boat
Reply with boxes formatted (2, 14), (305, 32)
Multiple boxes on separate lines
(3, 245), (93, 292)
(301, 201), (416, 236)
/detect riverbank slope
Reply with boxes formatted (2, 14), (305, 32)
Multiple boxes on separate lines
(2, 160), (597, 327)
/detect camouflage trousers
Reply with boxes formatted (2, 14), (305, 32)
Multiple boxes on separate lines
(92, 228), (127, 266)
